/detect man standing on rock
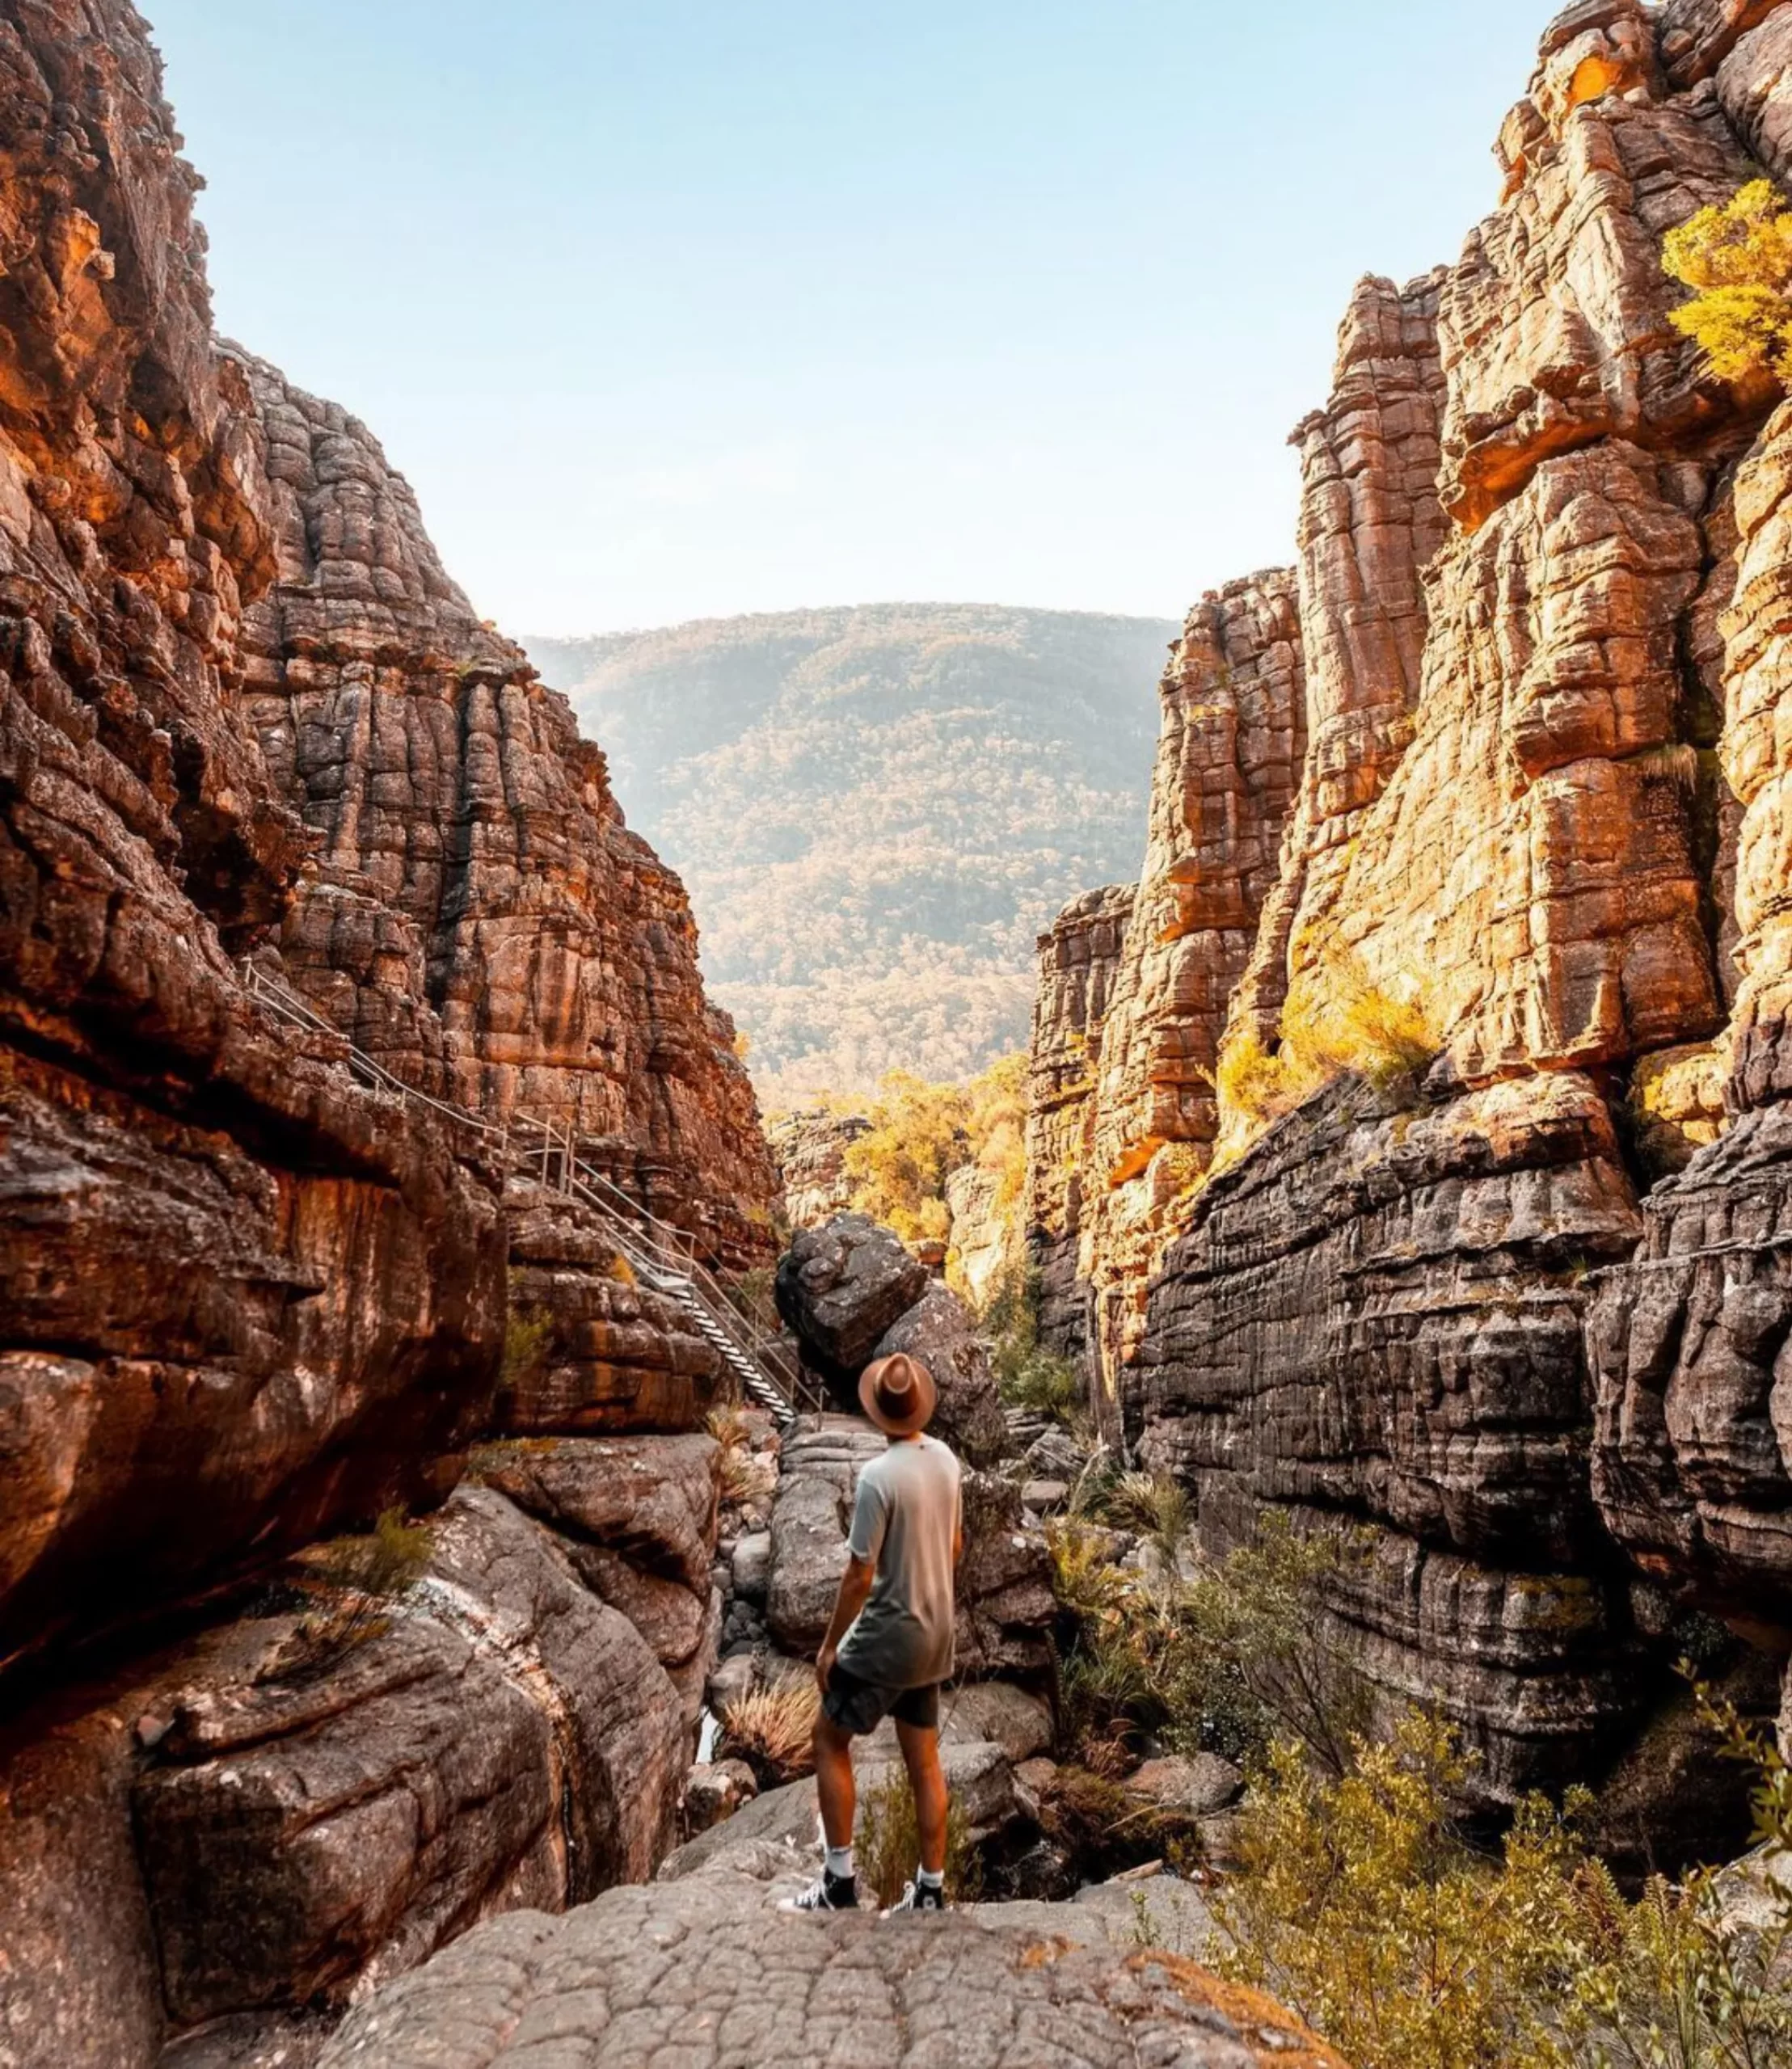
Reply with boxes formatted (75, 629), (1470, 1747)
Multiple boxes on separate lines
(781, 1351), (963, 1915)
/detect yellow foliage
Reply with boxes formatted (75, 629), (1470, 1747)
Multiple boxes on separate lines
(1663, 179), (1792, 386)
(1214, 954), (1440, 1158)
(835, 1054), (1027, 1252)
(1217, 1705), (1792, 2069)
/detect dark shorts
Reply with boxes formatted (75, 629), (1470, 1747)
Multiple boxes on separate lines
(820, 1664), (942, 1738)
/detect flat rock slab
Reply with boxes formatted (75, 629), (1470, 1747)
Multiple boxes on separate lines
(316, 1865), (1344, 2069)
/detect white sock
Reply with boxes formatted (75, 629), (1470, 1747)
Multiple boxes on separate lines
(825, 1844), (854, 1880)
(916, 1865), (944, 1889)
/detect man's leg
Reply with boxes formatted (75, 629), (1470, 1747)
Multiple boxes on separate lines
(896, 1717), (947, 1877)
(814, 1713), (857, 1853)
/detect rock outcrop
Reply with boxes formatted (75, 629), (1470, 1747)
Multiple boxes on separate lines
(133, 1489), (685, 2031)
(1031, 0), (1792, 1805)
(767, 1106), (869, 1228)
(1, 1477), (708, 2066)
(1067, 577), (1308, 1427)
(500, 1186), (730, 1435)
(1024, 883), (1136, 1366)
(773, 1213), (1010, 1458)
(0, 4), (773, 2059)
(0, 0), (507, 1671)
(235, 350), (778, 1271)
(315, 1862), (1345, 2069)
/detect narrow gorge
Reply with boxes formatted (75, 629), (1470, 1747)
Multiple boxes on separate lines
(5, 1), (1792, 2065)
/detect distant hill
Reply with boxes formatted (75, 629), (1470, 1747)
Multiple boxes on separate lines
(525, 605), (1175, 1107)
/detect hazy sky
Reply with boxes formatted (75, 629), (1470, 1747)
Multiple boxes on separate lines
(147, 1), (1546, 636)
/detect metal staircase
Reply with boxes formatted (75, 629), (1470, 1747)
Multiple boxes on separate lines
(239, 961), (817, 1426)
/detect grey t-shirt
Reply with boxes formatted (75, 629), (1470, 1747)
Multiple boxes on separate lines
(837, 1434), (962, 1689)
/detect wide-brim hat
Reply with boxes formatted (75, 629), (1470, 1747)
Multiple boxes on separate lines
(858, 1352), (937, 1437)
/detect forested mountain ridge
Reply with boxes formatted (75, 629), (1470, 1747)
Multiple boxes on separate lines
(526, 604), (1176, 1106)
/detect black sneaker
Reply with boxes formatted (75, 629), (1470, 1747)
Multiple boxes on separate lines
(778, 1869), (859, 1913)
(882, 1878), (947, 1915)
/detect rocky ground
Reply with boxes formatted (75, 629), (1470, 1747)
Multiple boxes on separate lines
(312, 1860), (1338, 2069)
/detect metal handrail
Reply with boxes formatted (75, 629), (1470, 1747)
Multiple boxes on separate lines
(239, 959), (814, 1414)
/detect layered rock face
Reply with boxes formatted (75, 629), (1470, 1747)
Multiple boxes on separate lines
(501, 1185), (732, 1435)
(0, 6), (769, 2058)
(1067, 579), (1307, 1426)
(0, 0), (505, 1670)
(236, 351), (777, 1270)
(2, 1474), (714, 2066)
(1034, 0), (1792, 1801)
(766, 1106), (869, 1228)
(1225, 272), (1445, 1054)
(1024, 883), (1135, 1364)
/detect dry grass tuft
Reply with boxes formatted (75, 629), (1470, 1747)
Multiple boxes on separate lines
(855, 1765), (981, 1908)
(719, 1678), (820, 1784)
(256, 1509), (432, 1686)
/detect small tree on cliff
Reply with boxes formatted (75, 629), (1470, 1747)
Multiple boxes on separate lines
(1663, 179), (1792, 386)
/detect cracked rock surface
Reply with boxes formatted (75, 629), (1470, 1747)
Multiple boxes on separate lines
(315, 1864), (1343, 2069)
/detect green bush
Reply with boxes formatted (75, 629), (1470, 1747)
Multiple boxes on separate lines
(1044, 1507), (1373, 1776)
(985, 1259), (1084, 1424)
(1216, 1705), (1792, 2069)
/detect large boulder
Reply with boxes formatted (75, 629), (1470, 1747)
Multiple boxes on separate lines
(315, 1859), (1342, 2069)
(871, 1283), (1009, 1465)
(774, 1215), (928, 1395)
(764, 1421), (875, 1653)
(470, 1434), (723, 1723)
(129, 1490), (685, 2030)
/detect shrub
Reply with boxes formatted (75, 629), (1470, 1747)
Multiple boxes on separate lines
(1073, 1464), (1191, 1554)
(985, 1259), (1084, 1423)
(1173, 1511), (1374, 1777)
(1214, 955), (1440, 1165)
(855, 1765), (981, 1908)
(706, 1403), (772, 1508)
(1663, 179), (1792, 386)
(718, 1678), (820, 1786)
(1046, 1506), (1373, 1776)
(1216, 1705), (1792, 2069)
(256, 1508), (433, 1685)
(829, 1054), (1029, 1256)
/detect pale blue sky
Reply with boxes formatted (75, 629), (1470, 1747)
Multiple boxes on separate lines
(147, 2), (1547, 634)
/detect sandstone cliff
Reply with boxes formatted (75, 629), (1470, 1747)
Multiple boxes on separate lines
(0, 0), (504, 1673)
(0, 4), (777, 2058)
(1031, 0), (1792, 1810)
(235, 350), (776, 1271)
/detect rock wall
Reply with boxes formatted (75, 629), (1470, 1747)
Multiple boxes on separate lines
(0, 0), (504, 1672)
(1070, 577), (1307, 1428)
(0, 4), (769, 2058)
(236, 350), (777, 1272)
(1030, 0), (1792, 1801)
(1024, 883), (1135, 1366)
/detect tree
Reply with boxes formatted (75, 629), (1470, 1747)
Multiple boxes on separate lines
(1663, 179), (1792, 386)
